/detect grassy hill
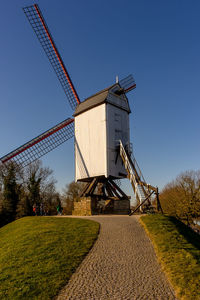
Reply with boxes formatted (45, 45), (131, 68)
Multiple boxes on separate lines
(141, 215), (200, 300)
(0, 217), (99, 300)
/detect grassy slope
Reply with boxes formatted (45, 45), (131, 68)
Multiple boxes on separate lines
(0, 217), (99, 300)
(140, 215), (200, 300)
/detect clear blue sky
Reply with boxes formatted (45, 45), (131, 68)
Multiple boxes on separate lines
(0, 0), (200, 202)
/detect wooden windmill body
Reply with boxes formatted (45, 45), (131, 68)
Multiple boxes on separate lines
(74, 84), (131, 181)
(73, 84), (133, 215)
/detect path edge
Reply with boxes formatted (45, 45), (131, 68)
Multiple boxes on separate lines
(139, 216), (179, 300)
(55, 218), (101, 300)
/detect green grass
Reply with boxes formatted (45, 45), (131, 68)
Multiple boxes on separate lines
(140, 215), (200, 300)
(0, 217), (99, 300)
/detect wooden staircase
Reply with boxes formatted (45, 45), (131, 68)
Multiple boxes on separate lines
(119, 140), (163, 215)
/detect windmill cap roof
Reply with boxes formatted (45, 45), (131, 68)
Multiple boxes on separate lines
(74, 83), (130, 117)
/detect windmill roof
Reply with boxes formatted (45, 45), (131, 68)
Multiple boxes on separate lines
(74, 84), (130, 116)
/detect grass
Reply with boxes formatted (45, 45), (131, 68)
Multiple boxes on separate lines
(0, 216), (99, 300)
(140, 214), (200, 300)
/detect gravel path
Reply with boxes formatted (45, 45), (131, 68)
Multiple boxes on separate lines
(56, 215), (176, 300)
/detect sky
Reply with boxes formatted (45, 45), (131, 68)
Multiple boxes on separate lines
(0, 0), (200, 203)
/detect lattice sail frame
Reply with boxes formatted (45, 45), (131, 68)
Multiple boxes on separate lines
(0, 119), (74, 168)
(23, 4), (80, 111)
(119, 74), (136, 93)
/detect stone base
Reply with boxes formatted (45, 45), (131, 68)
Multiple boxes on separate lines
(72, 197), (93, 216)
(72, 196), (130, 216)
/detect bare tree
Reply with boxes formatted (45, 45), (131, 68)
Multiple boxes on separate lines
(160, 170), (200, 225)
(0, 160), (59, 224)
(24, 160), (55, 204)
(16, 160), (57, 217)
(62, 181), (85, 215)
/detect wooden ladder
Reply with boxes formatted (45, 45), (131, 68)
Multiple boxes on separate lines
(119, 140), (163, 215)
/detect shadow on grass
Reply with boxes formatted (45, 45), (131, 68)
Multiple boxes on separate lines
(169, 216), (200, 251)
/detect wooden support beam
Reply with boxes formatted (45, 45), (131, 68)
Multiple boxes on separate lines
(156, 191), (163, 214)
(129, 191), (154, 216)
(138, 180), (158, 193)
(102, 183), (107, 198)
(79, 181), (91, 197)
(78, 176), (131, 203)
(107, 181), (122, 199)
(85, 178), (98, 196)
(105, 182), (114, 197)
(110, 179), (129, 199)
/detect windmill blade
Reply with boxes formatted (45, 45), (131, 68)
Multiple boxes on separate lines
(23, 4), (80, 111)
(119, 74), (136, 93)
(0, 118), (74, 168)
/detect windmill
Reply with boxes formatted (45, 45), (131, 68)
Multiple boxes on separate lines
(0, 4), (162, 215)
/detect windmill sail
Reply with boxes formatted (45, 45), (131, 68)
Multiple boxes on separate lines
(23, 4), (80, 111)
(119, 74), (136, 93)
(0, 118), (74, 168)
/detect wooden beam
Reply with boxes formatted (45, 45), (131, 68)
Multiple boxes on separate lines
(105, 183), (114, 197)
(79, 181), (91, 197)
(129, 191), (154, 216)
(156, 191), (163, 214)
(107, 181), (122, 199)
(110, 179), (129, 199)
(85, 178), (98, 196)
(138, 180), (158, 193)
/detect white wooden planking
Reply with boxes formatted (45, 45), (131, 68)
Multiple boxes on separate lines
(75, 104), (107, 180)
(75, 90), (130, 181)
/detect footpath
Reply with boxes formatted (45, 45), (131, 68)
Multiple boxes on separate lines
(57, 215), (177, 300)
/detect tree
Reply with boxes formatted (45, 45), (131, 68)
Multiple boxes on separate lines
(62, 181), (85, 214)
(0, 160), (58, 223)
(0, 162), (23, 222)
(25, 160), (56, 210)
(42, 191), (61, 215)
(16, 187), (32, 218)
(160, 170), (200, 225)
(27, 171), (41, 207)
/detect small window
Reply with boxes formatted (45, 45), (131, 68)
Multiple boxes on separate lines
(114, 113), (121, 122)
(115, 129), (122, 140)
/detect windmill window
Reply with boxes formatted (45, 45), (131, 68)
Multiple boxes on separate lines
(115, 129), (122, 141)
(114, 113), (121, 122)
